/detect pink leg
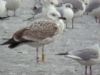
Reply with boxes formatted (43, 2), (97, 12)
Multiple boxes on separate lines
(36, 47), (39, 63)
(41, 46), (45, 62)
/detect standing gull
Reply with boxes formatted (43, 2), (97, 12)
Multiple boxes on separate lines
(57, 44), (100, 75)
(1, 5), (65, 63)
(57, 0), (86, 17)
(56, 0), (86, 28)
(6, 0), (22, 16)
(57, 3), (74, 28)
(85, 0), (100, 23)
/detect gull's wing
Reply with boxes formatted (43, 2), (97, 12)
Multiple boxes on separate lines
(13, 20), (59, 42)
(86, 1), (100, 12)
(70, 48), (99, 60)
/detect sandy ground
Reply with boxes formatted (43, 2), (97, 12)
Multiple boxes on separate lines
(0, 0), (100, 75)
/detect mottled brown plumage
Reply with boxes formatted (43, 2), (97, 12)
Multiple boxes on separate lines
(1, 2), (65, 63)
(13, 20), (59, 42)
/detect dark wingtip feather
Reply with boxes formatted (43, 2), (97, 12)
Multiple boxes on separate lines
(56, 52), (69, 55)
(0, 38), (21, 49)
(1, 37), (32, 49)
(8, 42), (21, 49)
(0, 38), (13, 45)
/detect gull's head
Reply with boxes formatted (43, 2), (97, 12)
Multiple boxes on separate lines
(62, 3), (73, 9)
(81, 0), (90, 5)
(49, 0), (59, 5)
(32, 0), (43, 14)
(32, 4), (42, 13)
(47, 9), (66, 21)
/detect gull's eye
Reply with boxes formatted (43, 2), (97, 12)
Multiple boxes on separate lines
(56, 4), (62, 7)
(51, 13), (56, 16)
(33, 6), (37, 10)
(74, 7), (77, 9)
(50, 2), (54, 5)
(66, 5), (70, 8)
(65, 4), (73, 8)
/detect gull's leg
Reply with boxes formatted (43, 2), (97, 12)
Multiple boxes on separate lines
(85, 66), (88, 75)
(72, 18), (74, 29)
(36, 47), (39, 63)
(66, 23), (68, 29)
(89, 66), (92, 75)
(87, 13), (88, 15)
(41, 45), (45, 62)
(13, 9), (16, 16)
(66, 20), (68, 29)
(6, 9), (9, 17)
(95, 16), (98, 23)
(85, 12), (88, 15)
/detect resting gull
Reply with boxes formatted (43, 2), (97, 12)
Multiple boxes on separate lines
(55, 0), (86, 28)
(85, 0), (100, 23)
(57, 3), (74, 28)
(57, 44), (100, 75)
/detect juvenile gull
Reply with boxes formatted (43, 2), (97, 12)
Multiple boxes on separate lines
(1, 6), (65, 63)
(85, 0), (100, 23)
(57, 44), (100, 75)
(6, 0), (22, 16)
